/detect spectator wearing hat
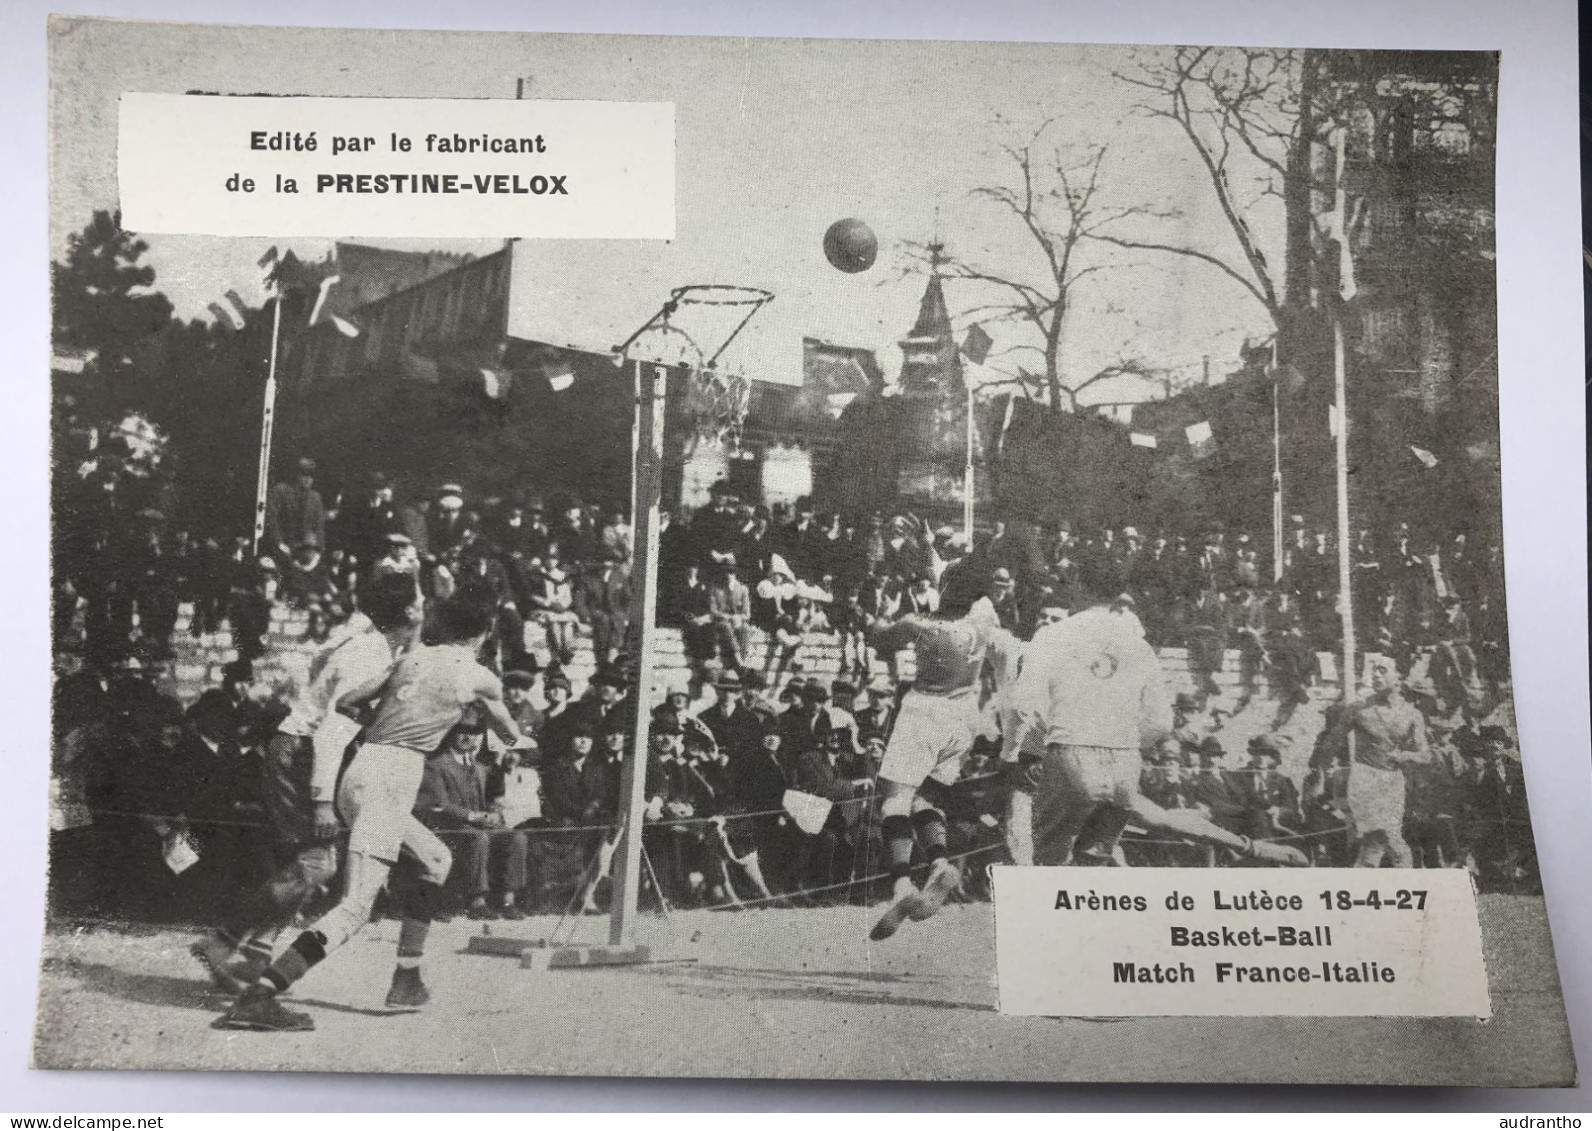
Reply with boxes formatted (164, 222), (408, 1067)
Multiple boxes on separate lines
(500, 668), (544, 752)
(282, 536), (337, 640)
(264, 457), (326, 566)
(415, 719), (529, 920)
(1466, 725), (1533, 888)
(574, 544), (631, 669)
(569, 719), (634, 914)
(565, 670), (630, 766)
(427, 484), (469, 558)
(791, 727), (874, 897)
(538, 665), (576, 761)
(776, 679), (834, 766)
(532, 718), (610, 911)
(639, 714), (717, 906)
(1188, 735), (1247, 853)
(988, 567), (1026, 636)
(699, 671), (761, 765)
(1237, 735), (1302, 842)
(854, 677), (896, 739)
(708, 559), (753, 672)
(337, 471), (404, 569)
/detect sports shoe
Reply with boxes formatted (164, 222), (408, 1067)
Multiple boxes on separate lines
(385, 965), (431, 1010)
(1244, 837), (1309, 867)
(190, 937), (246, 995)
(465, 899), (497, 921)
(498, 902), (526, 921)
(907, 858), (961, 921)
(868, 876), (923, 942)
(212, 986), (314, 1032)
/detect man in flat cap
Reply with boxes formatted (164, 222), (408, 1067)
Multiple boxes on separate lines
(264, 456), (326, 566)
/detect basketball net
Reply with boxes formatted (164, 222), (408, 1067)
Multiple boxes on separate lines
(618, 284), (771, 454)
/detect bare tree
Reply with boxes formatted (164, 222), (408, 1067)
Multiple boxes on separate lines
(1106, 46), (1306, 330)
(904, 118), (1162, 414)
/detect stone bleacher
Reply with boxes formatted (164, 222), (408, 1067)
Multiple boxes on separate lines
(151, 601), (1350, 783)
(160, 600), (1348, 709)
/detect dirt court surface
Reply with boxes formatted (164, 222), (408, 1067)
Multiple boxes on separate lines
(33, 894), (1574, 1085)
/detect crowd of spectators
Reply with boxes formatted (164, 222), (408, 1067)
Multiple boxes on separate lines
(49, 462), (1535, 929)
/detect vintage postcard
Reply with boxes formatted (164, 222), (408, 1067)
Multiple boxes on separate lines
(40, 17), (1576, 1084)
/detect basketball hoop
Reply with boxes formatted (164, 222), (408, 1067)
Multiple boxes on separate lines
(614, 284), (772, 453)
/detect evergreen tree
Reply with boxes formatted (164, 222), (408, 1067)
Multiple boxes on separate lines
(51, 210), (174, 406)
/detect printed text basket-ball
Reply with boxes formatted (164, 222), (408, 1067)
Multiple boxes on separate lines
(823, 218), (878, 274)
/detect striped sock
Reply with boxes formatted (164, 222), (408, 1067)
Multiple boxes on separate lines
(259, 929), (326, 993)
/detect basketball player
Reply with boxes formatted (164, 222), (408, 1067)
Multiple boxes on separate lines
(1006, 561), (1307, 869)
(1315, 653), (1430, 868)
(866, 574), (1019, 941)
(189, 571), (424, 993)
(215, 586), (526, 1032)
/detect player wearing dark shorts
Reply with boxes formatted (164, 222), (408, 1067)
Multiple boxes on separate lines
(215, 587), (526, 1032)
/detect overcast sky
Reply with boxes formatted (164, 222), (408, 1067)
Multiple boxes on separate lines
(51, 21), (1282, 397)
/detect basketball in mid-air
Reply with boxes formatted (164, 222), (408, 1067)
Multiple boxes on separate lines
(823, 218), (878, 274)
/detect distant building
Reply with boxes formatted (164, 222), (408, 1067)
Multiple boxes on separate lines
(281, 242), (866, 513)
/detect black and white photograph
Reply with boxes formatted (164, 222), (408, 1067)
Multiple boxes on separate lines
(37, 17), (1577, 1086)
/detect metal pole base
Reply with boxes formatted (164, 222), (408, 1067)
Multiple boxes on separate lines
(465, 931), (547, 959)
(538, 943), (653, 970)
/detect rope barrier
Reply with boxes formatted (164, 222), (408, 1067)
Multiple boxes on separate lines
(74, 802), (1534, 848)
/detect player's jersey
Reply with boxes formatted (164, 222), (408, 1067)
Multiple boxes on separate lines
(278, 613), (395, 739)
(363, 643), (501, 754)
(1007, 604), (1170, 752)
(872, 597), (1004, 699)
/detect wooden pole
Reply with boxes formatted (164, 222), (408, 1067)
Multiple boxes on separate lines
(1271, 352), (1284, 585)
(963, 384), (975, 539)
(1331, 126), (1356, 705)
(609, 360), (665, 948)
(251, 293), (283, 556)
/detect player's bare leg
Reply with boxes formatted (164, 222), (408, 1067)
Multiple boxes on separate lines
(869, 780), (959, 941)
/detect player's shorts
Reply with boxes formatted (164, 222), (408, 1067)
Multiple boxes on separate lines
(879, 689), (981, 788)
(1346, 762), (1407, 841)
(1043, 743), (1142, 807)
(336, 742), (451, 883)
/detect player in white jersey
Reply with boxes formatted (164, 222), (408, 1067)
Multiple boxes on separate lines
(190, 572), (424, 993)
(216, 584), (526, 1032)
(1005, 563), (1306, 869)
(867, 576), (1022, 941)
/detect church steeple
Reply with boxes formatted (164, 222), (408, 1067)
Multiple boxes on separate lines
(897, 243), (965, 399)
